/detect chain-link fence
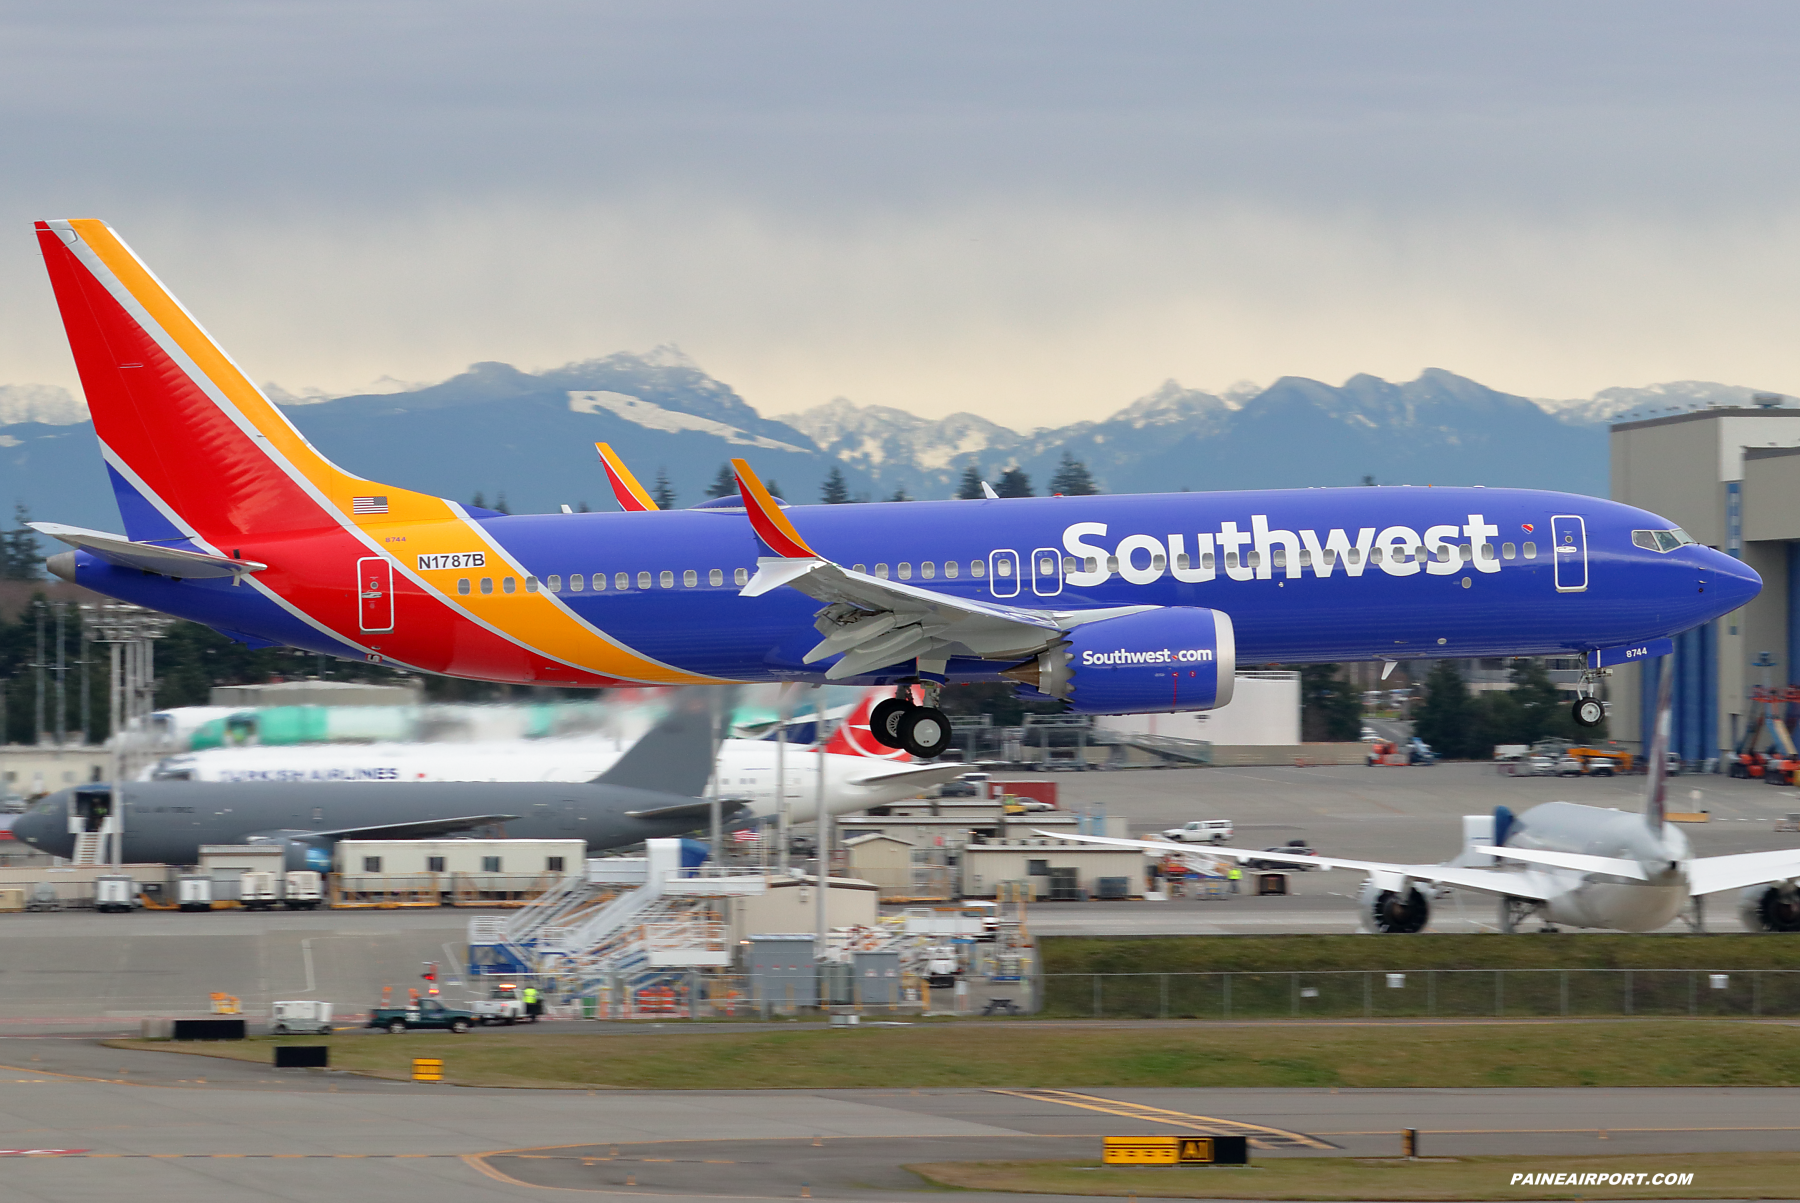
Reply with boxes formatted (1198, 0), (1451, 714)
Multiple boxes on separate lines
(1041, 969), (1800, 1019)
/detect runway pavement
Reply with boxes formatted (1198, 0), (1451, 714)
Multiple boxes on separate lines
(1, 1029), (1798, 1200)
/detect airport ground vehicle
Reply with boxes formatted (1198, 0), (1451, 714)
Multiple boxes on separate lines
(269, 1000), (333, 1034)
(283, 870), (323, 909)
(469, 981), (527, 1025)
(240, 871), (279, 910)
(1161, 819), (1234, 844)
(367, 999), (475, 1034)
(1245, 841), (1318, 870)
(94, 874), (135, 912)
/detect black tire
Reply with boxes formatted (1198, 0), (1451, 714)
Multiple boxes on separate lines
(868, 699), (911, 749)
(272, 1024), (288, 1035)
(449, 1019), (470, 1034)
(1573, 697), (1605, 727)
(387, 1020), (406, 1035)
(898, 706), (951, 759)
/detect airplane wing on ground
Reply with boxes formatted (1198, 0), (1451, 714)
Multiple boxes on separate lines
(729, 459), (1154, 678)
(1470, 845), (1649, 880)
(1686, 848), (1800, 897)
(845, 762), (982, 789)
(1045, 831), (1557, 901)
(624, 799), (751, 823)
(30, 522), (266, 580)
(308, 814), (521, 841)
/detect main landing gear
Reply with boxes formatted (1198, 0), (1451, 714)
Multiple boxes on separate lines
(1571, 667), (1609, 728)
(869, 683), (952, 759)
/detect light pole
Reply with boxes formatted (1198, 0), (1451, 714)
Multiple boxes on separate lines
(82, 602), (174, 867)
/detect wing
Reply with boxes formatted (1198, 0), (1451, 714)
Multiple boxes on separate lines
(595, 443), (659, 511)
(729, 458), (1153, 678)
(624, 799), (751, 822)
(846, 762), (982, 789)
(1047, 831), (1557, 902)
(310, 814), (520, 840)
(1471, 845), (1648, 881)
(1686, 849), (1800, 897)
(30, 522), (266, 580)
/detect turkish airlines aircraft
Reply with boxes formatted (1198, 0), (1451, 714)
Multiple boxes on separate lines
(143, 691), (969, 826)
(1064, 663), (1800, 934)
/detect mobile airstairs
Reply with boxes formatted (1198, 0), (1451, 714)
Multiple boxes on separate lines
(467, 839), (771, 1016)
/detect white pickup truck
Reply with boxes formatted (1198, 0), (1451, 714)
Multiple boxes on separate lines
(469, 982), (528, 1025)
(1161, 819), (1234, 845)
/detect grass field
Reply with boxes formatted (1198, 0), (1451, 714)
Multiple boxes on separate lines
(1040, 933), (1800, 974)
(111, 1018), (1800, 1089)
(906, 1153), (1800, 1200)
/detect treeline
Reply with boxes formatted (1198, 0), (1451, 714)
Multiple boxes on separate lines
(1413, 660), (1600, 759)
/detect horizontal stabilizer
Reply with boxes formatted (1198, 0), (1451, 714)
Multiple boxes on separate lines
(1473, 845), (1649, 880)
(31, 522), (266, 580)
(625, 799), (751, 823)
(311, 814), (520, 841)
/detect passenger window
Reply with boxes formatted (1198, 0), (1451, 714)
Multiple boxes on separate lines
(457, 578), (470, 595)
(1225, 552), (1238, 568)
(1201, 552), (1214, 570)
(944, 561), (959, 579)
(1271, 550), (1285, 568)
(570, 574), (584, 592)
(618, 572), (631, 590)
(1523, 542), (1537, 559)
(525, 576), (538, 593)
(503, 577), (516, 593)
(971, 560), (986, 578)
(997, 558), (1013, 577)
(1106, 556), (1120, 574)
(637, 571), (651, 589)
(592, 573), (605, 591)
(683, 569), (697, 587)
(1369, 547), (1383, 564)
(1062, 556), (1077, 573)
(709, 568), (724, 586)
(1437, 546), (1453, 563)
(734, 567), (749, 586)
(875, 564), (889, 579)
(1347, 549), (1361, 565)
(898, 563), (912, 580)
(853, 563), (866, 574)
(548, 574), (562, 592)
(1298, 550), (1311, 566)
(1479, 544), (1496, 561)
(1459, 545), (1472, 561)
(1176, 553), (1189, 570)
(480, 578), (493, 594)
(1246, 551), (1262, 569)
(660, 570), (674, 588)
(921, 562), (936, 580)
(1502, 543), (1516, 560)
(1323, 549), (1336, 564)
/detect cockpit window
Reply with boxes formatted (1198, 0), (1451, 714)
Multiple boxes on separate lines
(1632, 528), (1697, 553)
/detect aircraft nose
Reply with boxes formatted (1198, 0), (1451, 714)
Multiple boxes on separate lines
(1702, 548), (1762, 613)
(11, 805), (49, 850)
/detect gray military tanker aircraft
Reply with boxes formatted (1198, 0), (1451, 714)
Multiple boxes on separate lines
(13, 692), (744, 870)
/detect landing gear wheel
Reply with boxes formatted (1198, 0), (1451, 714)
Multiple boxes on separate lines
(1572, 697), (1605, 728)
(898, 706), (952, 759)
(868, 699), (912, 749)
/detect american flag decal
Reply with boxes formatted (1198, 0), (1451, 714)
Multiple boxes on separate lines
(352, 496), (389, 515)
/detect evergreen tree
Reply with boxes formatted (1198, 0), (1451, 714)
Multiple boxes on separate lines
(995, 467), (1033, 498)
(955, 462), (985, 500)
(765, 479), (784, 499)
(820, 466), (852, 504)
(1414, 660), (1479, 758)
(493, 492), (510, 515)
(1, 505), (40, 580)
(576, 500), (591, 513)
(888, 486), (911, 502)
(705, 464), (738, 499)
(1048, 452), (1099, 496)
(470, 491), (486, 510)
(1298, 663), (1363, 741)
(652, 467), (676, 509)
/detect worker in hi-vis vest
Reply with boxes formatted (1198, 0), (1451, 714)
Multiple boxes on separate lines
(1227, 866), (1242, 894)
(523, 984), (542, 1022)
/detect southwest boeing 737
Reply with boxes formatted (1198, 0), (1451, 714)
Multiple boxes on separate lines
(29, 219), (1761, 759)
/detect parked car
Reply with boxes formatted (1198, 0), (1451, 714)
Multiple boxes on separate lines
(1245, 841), (1318, 871)
(366, 998), (476, 1034)
(1524, 755), (1557, 776)
(1161, 819), (1234, 844)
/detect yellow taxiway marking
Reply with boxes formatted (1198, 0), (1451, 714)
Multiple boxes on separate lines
(987, 1087), (1336, 1149)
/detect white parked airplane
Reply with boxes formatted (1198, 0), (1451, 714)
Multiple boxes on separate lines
(1062, 662), (1800, 934)
(144, 692), (971, 828)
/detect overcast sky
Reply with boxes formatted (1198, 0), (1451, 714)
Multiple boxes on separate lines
(4, 1), (1799, 426)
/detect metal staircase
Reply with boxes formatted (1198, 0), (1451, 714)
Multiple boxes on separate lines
(70, 833), (102, 866)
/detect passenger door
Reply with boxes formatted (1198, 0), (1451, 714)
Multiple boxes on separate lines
(1030, 547), (1064, 597)
(357, 557), (395, 631)
(988, 549), (1020, 598)
(1550, 515), (1587, 593)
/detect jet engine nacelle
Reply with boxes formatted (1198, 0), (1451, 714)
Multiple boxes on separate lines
(243, 831), (335, 873)
(1359, 877), (1431, 933)
(1014, 607), (1236, 715)
(1738, 882), (1800, 932)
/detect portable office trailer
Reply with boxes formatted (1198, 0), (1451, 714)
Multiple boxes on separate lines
(960, 839), (1149, 900)
(333, 839), (585, 877)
